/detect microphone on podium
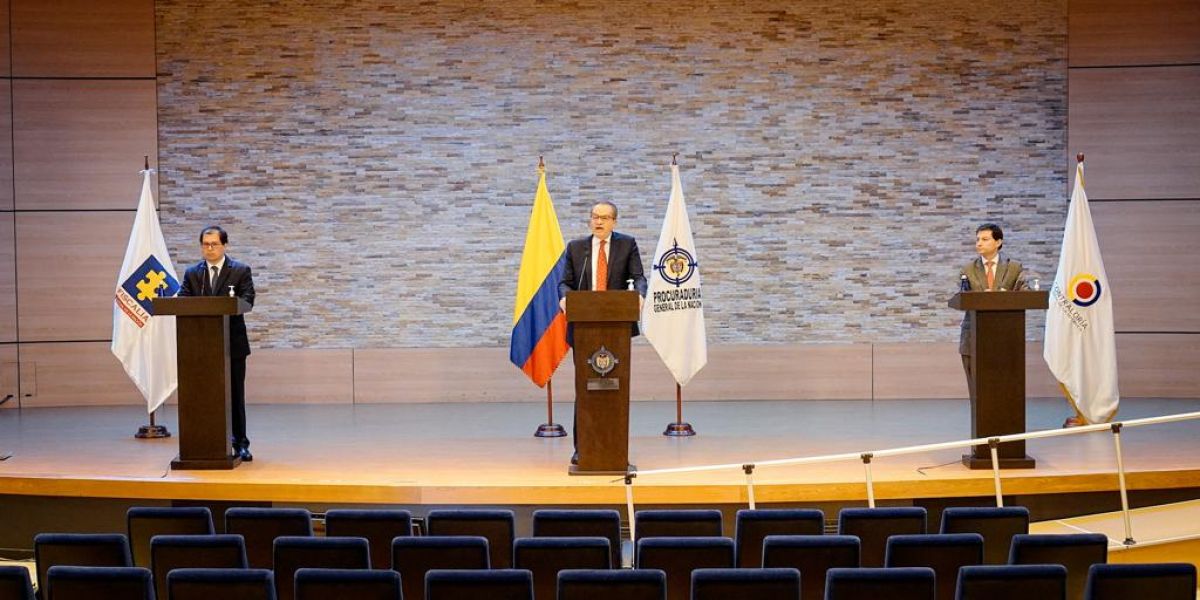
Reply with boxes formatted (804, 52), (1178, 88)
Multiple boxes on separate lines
(577, 255), (590, 291)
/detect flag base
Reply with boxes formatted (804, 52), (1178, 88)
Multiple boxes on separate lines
(534, 423), (567, 438)
(663, 422), (696, 437)
(134, 424), (171, 439)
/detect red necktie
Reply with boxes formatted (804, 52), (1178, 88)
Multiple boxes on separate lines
(986, 260), (995, 290)
(596, 240), (608, 291)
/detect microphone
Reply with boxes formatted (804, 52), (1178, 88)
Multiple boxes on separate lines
(577, 254), (590, 291)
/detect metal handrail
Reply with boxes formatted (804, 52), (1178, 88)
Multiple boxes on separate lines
(622, 410), (1200, 545)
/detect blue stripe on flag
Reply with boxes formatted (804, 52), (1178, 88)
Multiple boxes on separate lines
(509, 254), (567, 368)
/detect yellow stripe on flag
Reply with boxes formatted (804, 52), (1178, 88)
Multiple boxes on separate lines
(513, 168), (566, 325)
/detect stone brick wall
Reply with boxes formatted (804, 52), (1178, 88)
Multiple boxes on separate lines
(155, 0), (1066, 349)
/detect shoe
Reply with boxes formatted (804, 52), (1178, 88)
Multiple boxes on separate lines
(1062, 416), (1086, 428)
(570, 452), (579, 465)
(237, 446), (253, 462)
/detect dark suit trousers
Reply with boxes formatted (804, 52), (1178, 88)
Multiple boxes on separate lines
(231, 355), (249, 449)
(961, 354), (974, 403)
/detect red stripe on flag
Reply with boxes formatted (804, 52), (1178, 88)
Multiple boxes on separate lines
(522, 312), (570, 387)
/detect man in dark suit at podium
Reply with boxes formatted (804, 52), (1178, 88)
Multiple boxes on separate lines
(559, 201), (648, 465)
(959, 223), (1025, 405)
(178, 225), (257, 461)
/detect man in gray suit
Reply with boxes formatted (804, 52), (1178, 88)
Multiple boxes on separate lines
(959, 223), (1026, 398)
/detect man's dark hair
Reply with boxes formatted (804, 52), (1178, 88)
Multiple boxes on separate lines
(595, 200), (619, 220)
(977, 223), (1004, 243)
(199, 225), (229, 244)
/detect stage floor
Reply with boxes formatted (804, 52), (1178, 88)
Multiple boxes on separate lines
(2, 398), (1200, 506)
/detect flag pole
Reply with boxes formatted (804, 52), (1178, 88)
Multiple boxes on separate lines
(1056, 152), (1089, 428)
(663, 383), (696, 436)
(133, 155), (171, 440)
(530, 155), (566, 438)
(535, 377), (566, 437)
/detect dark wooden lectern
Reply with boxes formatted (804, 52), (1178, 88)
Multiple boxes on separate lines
(566, 290), (639, 475)
(153, 296), (252, 470)
(949, 290), (1049, 469)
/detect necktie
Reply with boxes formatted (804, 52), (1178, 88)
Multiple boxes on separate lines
(596, 240), (608, 291)
(986, 260), (995, 290)
(210, 265), (219, 296)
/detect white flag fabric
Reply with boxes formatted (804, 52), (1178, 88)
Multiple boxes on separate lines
(1043, 162), (1119, 423)
(112, 171), (180, 413)
(641, 163), (708, 386)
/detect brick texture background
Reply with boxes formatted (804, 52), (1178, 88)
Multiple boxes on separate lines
(155, 0), (1067, 349)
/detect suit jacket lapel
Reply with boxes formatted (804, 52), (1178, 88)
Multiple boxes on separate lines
(995, 258), (1011, 289)
(970, 257), (986, 290)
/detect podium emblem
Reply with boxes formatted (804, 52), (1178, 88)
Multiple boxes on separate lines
(587, 346), (618, 376)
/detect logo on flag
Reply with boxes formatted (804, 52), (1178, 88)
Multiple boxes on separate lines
(653, 240), (698, 287)
(1068, 273), (1102, 307)
(115, 256), (180, 328)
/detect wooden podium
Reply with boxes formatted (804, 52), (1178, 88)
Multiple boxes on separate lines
(566, 290), (639, 475)
(949, 290), (1049, 469)
(153, 296), (252, 470)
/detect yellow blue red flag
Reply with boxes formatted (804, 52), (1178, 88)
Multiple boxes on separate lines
(510, 165), (569, 387)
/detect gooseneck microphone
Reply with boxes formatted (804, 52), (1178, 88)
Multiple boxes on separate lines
(577, 254), (590, 291)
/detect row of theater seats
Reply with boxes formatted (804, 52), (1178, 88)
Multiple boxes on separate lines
(3, 505), (1196, 600)
(3, 562), (1197, 600)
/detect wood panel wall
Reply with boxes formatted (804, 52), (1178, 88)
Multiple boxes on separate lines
(0, 0), (1196, 409)
(2, 0), (14, 354)
(12, 79), (158, 210)
(1067, 0), (1200, 370)
(3, 0), (158, 408)
(9, 0), (155, 78)
(1068, 0), (1200, 67)
(0, 215), (14, 343)
(1065, 0), (1200, 409)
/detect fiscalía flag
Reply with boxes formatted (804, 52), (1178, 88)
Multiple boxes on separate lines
(641, 163), (708, 386)
(112, 170), (180, 413)
(509, 166), (570, 387)
(1043, 161), (1119, 423)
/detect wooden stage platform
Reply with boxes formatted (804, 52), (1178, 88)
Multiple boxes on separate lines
(3, 397), (1200, 510)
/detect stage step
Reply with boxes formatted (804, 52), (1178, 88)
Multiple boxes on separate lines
(1031, 498), (1200, 593)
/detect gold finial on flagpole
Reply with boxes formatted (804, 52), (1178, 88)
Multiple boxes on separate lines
(1076, 153), (1084, 163)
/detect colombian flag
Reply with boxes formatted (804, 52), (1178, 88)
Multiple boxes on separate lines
(509, 165), (570, 387)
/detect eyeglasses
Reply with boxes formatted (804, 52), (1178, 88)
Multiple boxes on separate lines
(590, 214), (615, 222)
(201, 242), (224, 249)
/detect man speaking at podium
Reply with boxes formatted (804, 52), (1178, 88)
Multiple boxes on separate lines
(959, 223), (1026, 398)
(559, 201), (648, 465)
(178, 225), (257, 462)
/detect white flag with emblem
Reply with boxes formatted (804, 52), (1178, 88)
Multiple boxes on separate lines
(641, 163), (708, 386)
(111, 170), (180, 413)
(1043, 161), (1120, 423)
